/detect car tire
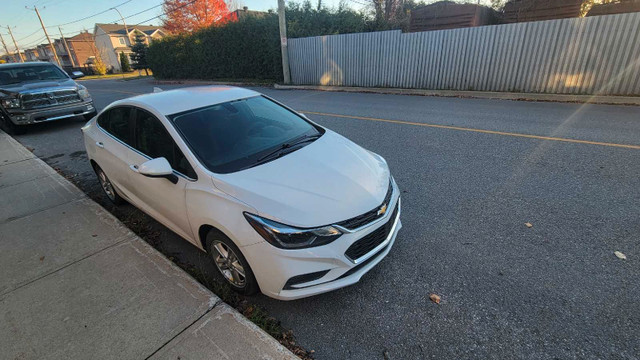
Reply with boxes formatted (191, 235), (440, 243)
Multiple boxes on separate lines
(83, 110), (98, 122)
(94, 165), (125, 205)
(206, 230), (259, 296)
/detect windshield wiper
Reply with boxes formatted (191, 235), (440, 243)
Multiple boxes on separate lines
(256, 133), (322, 164)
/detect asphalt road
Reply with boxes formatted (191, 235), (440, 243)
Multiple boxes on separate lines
(11, 79), (640, 359)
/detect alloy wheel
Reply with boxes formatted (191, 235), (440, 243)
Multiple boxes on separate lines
(98, 170), (116, 202)
(211, 240), (246, 288)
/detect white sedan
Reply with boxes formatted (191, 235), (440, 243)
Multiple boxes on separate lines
(82, 86), (401, 300)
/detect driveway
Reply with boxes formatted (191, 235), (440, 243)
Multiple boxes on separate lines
(12, 78), (640, 359)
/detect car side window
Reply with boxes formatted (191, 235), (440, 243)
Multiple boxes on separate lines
(97, 107), (133, 145)
(133, 108), (197, 179)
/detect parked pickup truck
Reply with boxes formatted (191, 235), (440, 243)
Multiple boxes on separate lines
(0, 61), (96, 135)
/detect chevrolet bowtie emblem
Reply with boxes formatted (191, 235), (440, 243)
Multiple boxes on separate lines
(377, 203), (387, 216)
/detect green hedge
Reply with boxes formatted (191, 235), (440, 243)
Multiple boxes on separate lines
(147, 1), (399, 81)
(148, 15), (283, 81)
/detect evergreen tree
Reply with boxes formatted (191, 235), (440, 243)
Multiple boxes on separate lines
(130, 33), (149, 76)
(119, 52), (132, 72)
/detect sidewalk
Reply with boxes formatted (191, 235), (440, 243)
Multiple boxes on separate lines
(273, 84), (640, 106)
(0, 131), (297, 359)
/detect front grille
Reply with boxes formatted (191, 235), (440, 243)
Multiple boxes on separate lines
(336, 180), (393, 230)
(344, 201), (399, 261)
(21, 90), (81, 110)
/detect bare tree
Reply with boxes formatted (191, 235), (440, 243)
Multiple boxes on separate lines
(370, 0), (406, 22)
(226, 0), (243, 11)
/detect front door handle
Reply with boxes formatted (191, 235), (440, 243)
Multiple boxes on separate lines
(129, 164), (139, 173)
(96, 141), (104, 148)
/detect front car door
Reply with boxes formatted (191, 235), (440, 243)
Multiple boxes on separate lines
(92, 106), (136, 199)
(125, 106), (197, 242)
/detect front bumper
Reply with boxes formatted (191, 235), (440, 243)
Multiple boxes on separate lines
(241, 187), (402, 300)
(5, 99), (95, 125)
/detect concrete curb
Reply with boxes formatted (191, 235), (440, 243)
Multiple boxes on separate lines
(0, 130), (299, 360)
(273, 84), (640, 106)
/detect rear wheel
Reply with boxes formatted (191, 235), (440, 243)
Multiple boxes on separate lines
(206, 230), (259, 295)
(95, 165), (124, 205)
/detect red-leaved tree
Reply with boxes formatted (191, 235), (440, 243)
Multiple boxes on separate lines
(162, 0), (230, 33)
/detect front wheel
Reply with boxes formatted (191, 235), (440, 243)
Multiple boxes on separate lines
(206, 230), (259, 295)
(83, 110), (98, 122)
(1, 115), (27, 135)
(95, 165), (125, 205)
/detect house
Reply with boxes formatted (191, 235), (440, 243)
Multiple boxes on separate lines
(0, 54), (15, 63)
(502, 0), (585, 23)
(409, 1), (498, 32)
(24, 48), (39, 62)
(0, 51), (25, 63)
(222, 6), (268, 22)
(53, 38), (73, 67)
(93, 23), (167, 72)
(36, 44), (54, 62)
(66, 31), (96, 67)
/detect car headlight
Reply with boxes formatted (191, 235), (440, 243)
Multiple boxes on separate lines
(77, 86), (90, 99)
(1, 97), (21, 109)
(244, 212), (342, 249)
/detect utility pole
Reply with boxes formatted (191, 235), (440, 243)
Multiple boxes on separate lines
(112, 7), (130, 42)
(7, 27), (24, 62)
(31, 6), (61, 66)
(58, 27), (75, 67)
(0, 33), (11, 62)
(112, 7), (130, 74)
(277, 0), (291, 84)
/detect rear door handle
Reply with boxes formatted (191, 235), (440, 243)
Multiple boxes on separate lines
(96, 141), (104, 148)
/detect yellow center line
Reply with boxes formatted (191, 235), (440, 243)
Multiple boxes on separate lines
(302, 110), (640, 150)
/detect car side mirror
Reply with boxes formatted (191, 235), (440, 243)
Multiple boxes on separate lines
(70, 71), (85, 79)
(136, 157), (178, 184)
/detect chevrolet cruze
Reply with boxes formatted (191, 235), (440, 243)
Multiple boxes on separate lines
(82, 86), (401, 300)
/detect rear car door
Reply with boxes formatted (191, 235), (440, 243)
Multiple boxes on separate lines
(92, 106), (135, 199)
(126, 107), (197, 241)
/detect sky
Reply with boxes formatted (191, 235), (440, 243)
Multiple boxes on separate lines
(0, 0), (490, 55)
(0, 0), (360, 54)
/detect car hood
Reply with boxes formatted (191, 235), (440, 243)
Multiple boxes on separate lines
(0, 78), (78, 95)
(213, 130), (390, 228)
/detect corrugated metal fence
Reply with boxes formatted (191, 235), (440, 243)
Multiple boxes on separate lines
(288, 12), (640, 95)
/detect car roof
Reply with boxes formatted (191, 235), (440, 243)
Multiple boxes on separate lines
(120, 86), (261, 116)
(0, 61), (57, 69)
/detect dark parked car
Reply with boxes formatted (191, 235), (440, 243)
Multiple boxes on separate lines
(0, 61), (96, 134)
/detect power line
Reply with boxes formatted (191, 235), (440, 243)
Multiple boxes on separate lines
(11, 0), (133, 49)
(47, 0), (134, 28)
(118, 3), (163, 22)
(20, 36), (48, 48)
(15, 28), (42, 42)
(132, 0), (198, 26)
(348, 0), (369, 7)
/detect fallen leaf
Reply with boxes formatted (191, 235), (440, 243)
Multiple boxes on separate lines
(525, 222), (533, 228)
(429, 293), (441, 304)
(39, 256), (45, 261)
(614, 251), (627, 260)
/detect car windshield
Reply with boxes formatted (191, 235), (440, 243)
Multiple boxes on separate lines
(0, 64), (69, 85)
(170, 96), (322, 174)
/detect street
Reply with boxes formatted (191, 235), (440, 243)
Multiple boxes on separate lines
(13, 78), (640, 359)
